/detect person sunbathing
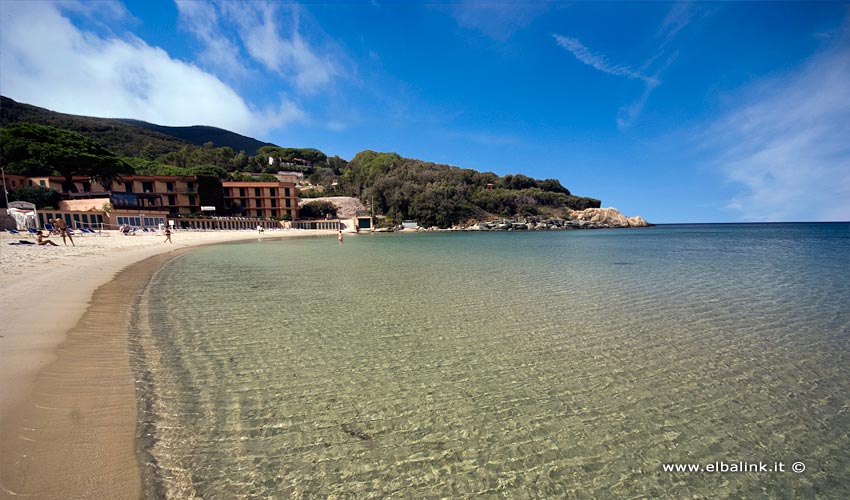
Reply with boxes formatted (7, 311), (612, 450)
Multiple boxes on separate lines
(37, 231), (59, 246)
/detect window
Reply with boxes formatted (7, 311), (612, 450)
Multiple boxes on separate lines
(256, 210), (263, 217)
(187, 182), (195, 192)
(270, 188), (277, 196)
(239, 187), (246, 197)
(117, 216), (143, 227)
(271, 209), (278, 217)
(255, 199), (262, 208)
(142, 181), (154, 193)
(39, 180), (46, 187)
(270, 199), (277, 208)
(188, 195), (196, 206)
(285, 198), (291, 208)
(254, 188), (261, 197)
(143, 217), (164, 227)
(223, 188), (230, 197)
(124, 181), (134, 192)
(82, 182), (91, 192)
(284, 187), (291, 197)
(168, 195), (177, 206)
(166, 182), (175, 192)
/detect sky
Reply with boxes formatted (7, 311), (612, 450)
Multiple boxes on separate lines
(1, 1), (848, 223)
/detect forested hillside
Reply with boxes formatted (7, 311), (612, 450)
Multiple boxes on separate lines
(1, 96), (191, 157)
(1, 97), (601, 227)
(339, 151), (600, 227)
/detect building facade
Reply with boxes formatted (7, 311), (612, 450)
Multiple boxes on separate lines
(222, 181), (298, 220)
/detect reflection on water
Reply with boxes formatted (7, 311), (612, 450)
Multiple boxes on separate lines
(132, 224), (850, 498)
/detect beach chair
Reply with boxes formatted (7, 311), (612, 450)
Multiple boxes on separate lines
(5, 228), (21, 236)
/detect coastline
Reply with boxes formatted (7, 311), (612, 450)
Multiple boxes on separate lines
(0, 229), (334, 499)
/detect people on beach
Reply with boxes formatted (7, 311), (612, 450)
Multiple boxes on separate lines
(37, 230), (59, 246)
(257, 224), (264, 235)
(52, 218), (75, 246)
(164, 227), (172, 244)
(338, 229), (343, 244)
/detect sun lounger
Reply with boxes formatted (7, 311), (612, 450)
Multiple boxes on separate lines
(5, 228), (21, 235)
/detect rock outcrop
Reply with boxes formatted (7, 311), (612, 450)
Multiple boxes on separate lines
(567, 207), (650, 228)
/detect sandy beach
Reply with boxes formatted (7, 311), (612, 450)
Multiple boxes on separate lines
(0, 228), (333, 499)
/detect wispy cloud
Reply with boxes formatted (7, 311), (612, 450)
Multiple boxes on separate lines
(175, 0), (248, 79)
(553, 35), (656, 84)
(0, 1), (302, 136)
(212, 1), (338, 94)
(657, 1), (694, 47)
(700, 26), (850, 221)
(554, 2), (693, 130)
(446, 1), (549, 41)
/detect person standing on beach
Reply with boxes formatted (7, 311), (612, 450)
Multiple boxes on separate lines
(52, 218), (75, 246)
(257, 224), (264, 235)
(164, 227), (172, 244)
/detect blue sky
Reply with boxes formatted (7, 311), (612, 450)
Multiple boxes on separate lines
(1, 1), (848, 223)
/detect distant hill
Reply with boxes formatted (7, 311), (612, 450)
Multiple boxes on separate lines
(0, 96), (275, 156)
(113, 119), (275, 156)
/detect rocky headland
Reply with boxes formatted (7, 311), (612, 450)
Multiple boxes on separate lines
(416, 207), (650, 232)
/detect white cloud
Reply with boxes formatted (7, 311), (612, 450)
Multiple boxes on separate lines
(214, 1), (337, 94)
(175, 0), (247, 79)
(701, 31), (850, 221)
(0, 1), (302, 137)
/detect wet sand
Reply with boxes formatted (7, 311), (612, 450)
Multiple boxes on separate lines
(0, 229), (335, 499)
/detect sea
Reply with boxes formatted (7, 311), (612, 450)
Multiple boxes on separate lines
(130, 223), (850, 499)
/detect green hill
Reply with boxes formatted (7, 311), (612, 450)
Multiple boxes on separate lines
(1, 96), (192, 157)
(335, 150), (600, 227)
(0, 96), (274, 156)
(113, 119), (275, 156)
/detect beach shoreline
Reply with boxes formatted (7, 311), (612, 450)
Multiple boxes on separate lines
(0, 229), (334, 499)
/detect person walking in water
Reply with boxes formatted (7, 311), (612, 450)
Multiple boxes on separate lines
(338, 229), (343, 244)
(164, 227), (172, 244)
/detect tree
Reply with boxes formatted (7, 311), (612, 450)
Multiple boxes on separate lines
(8, 185), (61, 209)
(299, 200), (338, 219)
(1, 123), (130, 192)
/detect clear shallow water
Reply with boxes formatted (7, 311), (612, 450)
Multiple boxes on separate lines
(132, 223), (850, 499)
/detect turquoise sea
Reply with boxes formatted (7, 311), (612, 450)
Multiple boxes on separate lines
(131, 223), (850, 499)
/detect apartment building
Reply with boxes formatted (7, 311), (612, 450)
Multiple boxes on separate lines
(222, 181), (298, 219)
(108, 175), (202, 215)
